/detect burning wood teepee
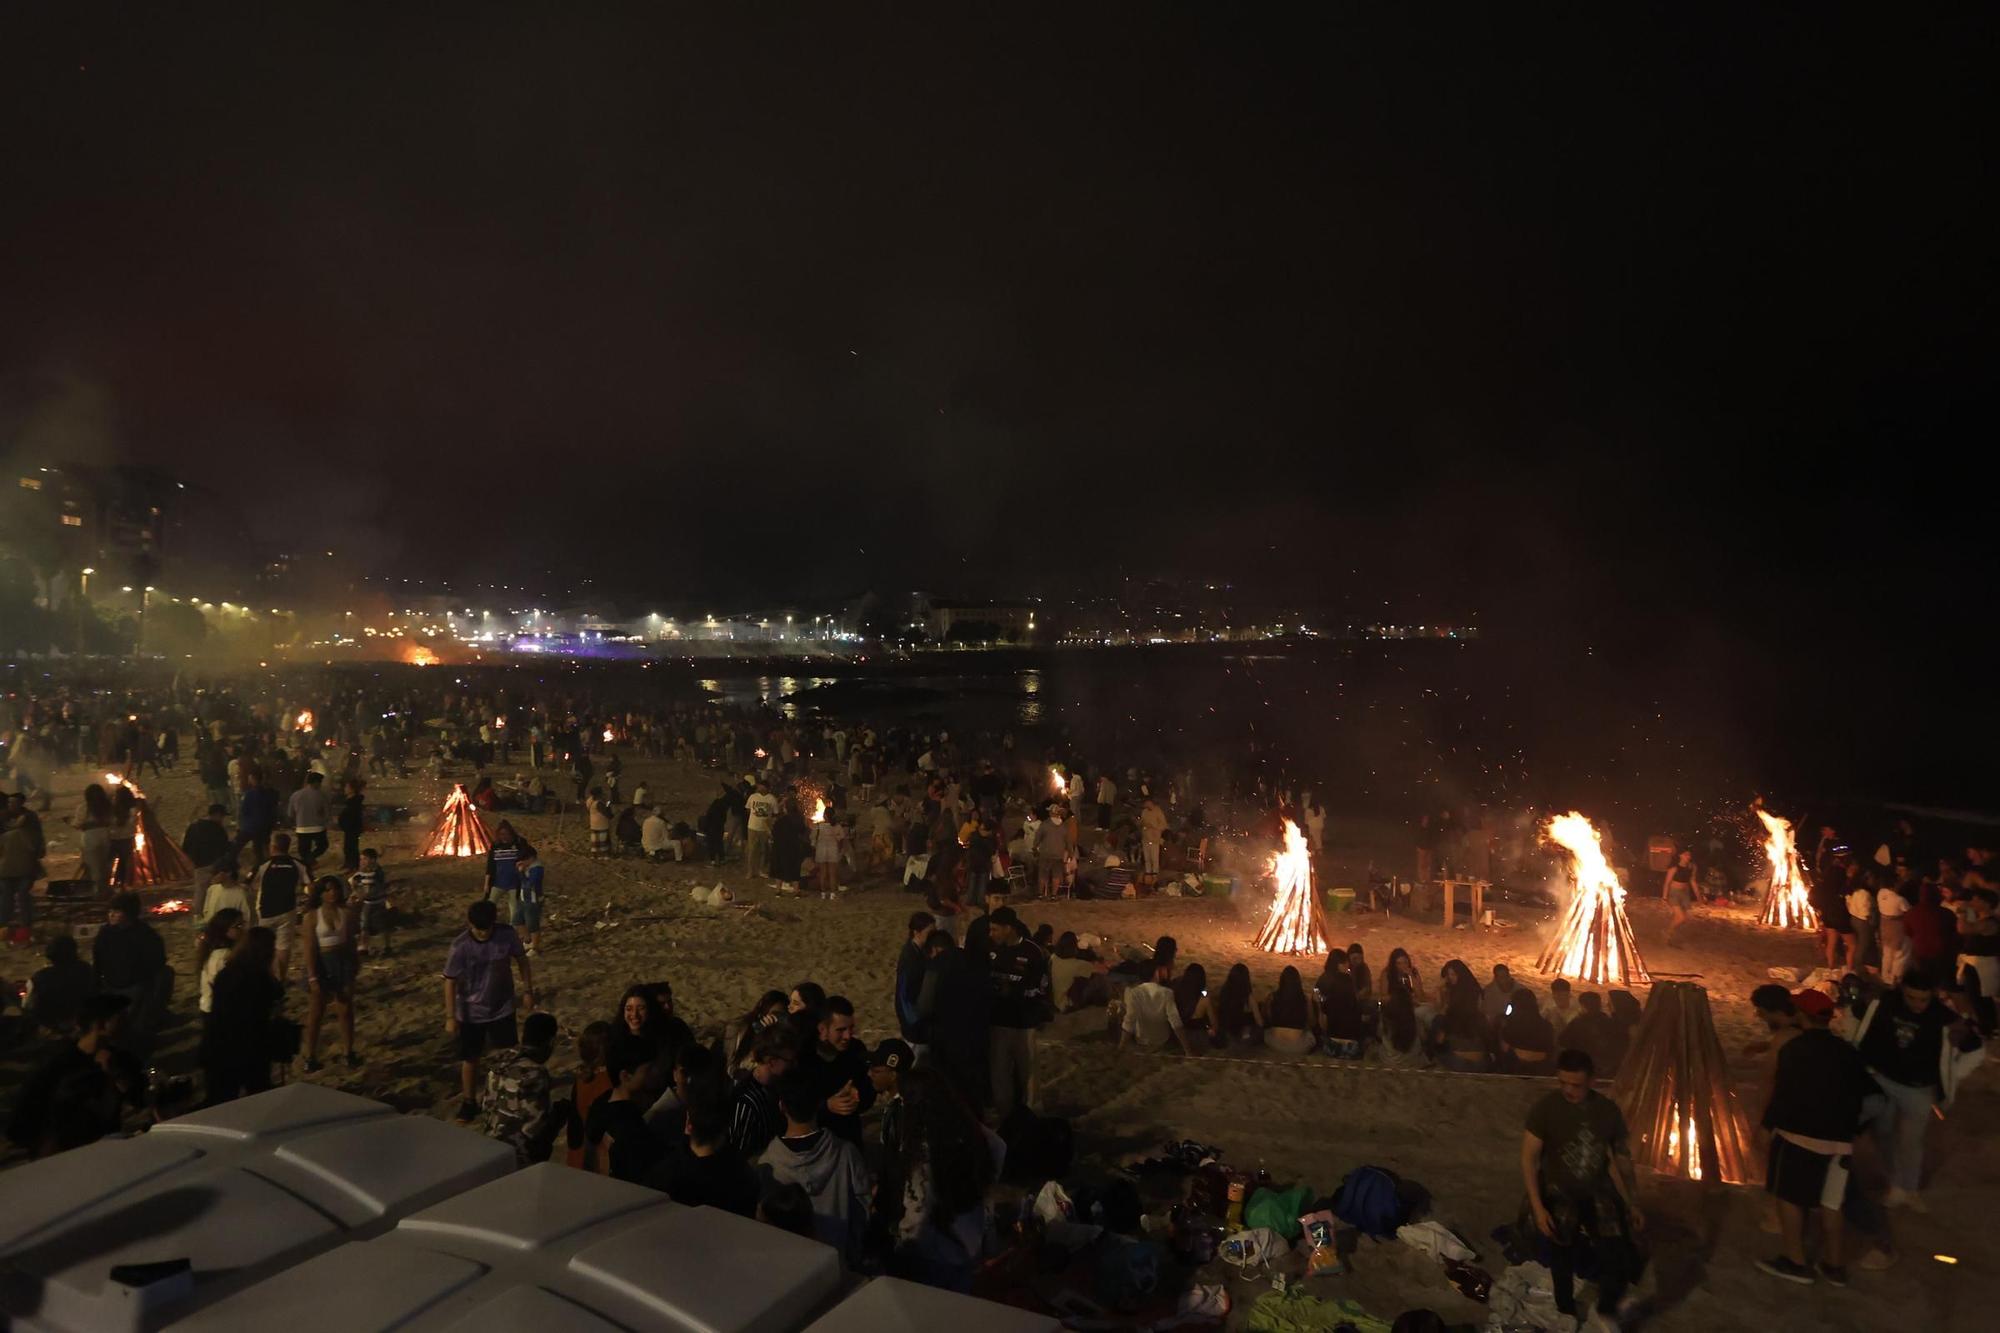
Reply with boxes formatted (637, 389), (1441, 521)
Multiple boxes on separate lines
(1755, 808), (1819, 932)
(1257, 818), (1329, 955)
(1537, 812), (1649, 986)
(126, 797), (196, 886)
(1611, 981), (1757, 1184)
(422, 783), (492, 858)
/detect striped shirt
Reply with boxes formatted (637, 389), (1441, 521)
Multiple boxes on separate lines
(728, 1077), (782, 1158)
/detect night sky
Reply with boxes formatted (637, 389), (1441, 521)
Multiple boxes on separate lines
(2, 7), (1989, 643)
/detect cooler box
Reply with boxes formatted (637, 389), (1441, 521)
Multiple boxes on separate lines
(0, 1084), (514, 1333)
(1324, 886), (1356, 913)
(804, 1277), (1059, 1332)
(166, 1163), (845, 1333)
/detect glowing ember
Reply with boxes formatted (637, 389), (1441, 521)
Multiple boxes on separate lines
(1664, 1111), (1704, 1181)
(1256, 818), (1328, 955)
(422, 783), (493, 858)
(754, 747), (768, 760)
(296, 709), (315, 731)
(1537, 812), (1649, 985)
(147, 898), (193, 917)
(1755, 809), (1819, 932)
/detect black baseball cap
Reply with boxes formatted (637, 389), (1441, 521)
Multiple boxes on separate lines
(869, 1038), (915, 1071)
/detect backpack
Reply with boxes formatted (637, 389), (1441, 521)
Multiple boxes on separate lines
(1332, 1165), (1406, 1238)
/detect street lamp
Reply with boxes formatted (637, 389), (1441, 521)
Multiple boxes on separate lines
(76, 568), (96, 655)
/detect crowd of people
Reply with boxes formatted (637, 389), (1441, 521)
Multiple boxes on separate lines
(2, 661), (1995, 1320)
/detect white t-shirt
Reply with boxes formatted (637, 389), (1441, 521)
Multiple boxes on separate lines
(641, 815), (671, 853)
(199, 949), (229, 1014)
(1847, 887), (1874, 921)
(745, 793), (777, 832)
(1121, 981), (1184, 1047)
(1876, 887), (1908, 919)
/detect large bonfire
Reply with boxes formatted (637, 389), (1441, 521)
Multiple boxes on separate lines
(422, 783), (492, 858)
(1612, 982), (1757, 1184)
(106, 775), (196, 886)
(1537, 811), (1649, 986)
(1257, 818), (1328, 955)
(1755, 808), (1819, 931)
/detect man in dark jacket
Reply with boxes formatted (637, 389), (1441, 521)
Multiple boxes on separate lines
(182, 803), (232, 871)
(1855, 966), (1981, 1212)
(92, 892), (168, 1054)
(916, 932), (990, 1108)
(985, 907), (1049, 1119)
(895, 912), (936, 1047)
(804, 996), (876, 1144)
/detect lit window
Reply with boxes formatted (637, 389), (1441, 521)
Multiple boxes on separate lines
(60, 514), (83, 527)
(18, 476), (42, 490)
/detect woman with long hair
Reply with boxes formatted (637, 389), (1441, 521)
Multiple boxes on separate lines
(787, 980), (827, 1015)
(1171, 962), (1208, 1031)
(1209, 962), (1261, 1047)
(108, 785), (138, 886)
(1345, 943), (1373, 1001)
(1378, 986), (1426, 1066)
(1315, 965), (1366, 1059)
(301, 875), (358, 1070)
(1498, 988), (1556, 1074)
(1431, 980), (1493, 1072)
(205, 926), (284, 1104)
(75, 783), (113, 897)
(198, 908), (245, 1017)
(729, 990), (791, 1072)
(884, 1068), (998, 1291)
(1386, 947), (1427, 1004)
(1263, 965), (1319, 1056)
(617, 985), (665, 1042)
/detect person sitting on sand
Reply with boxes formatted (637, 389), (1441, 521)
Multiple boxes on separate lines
(1560, 992), (1622, 1077)
(1499, 989), (1558, 1075)
(1207, 962), (1261, 1048)
(1119, 955), (1200, 1055)
(1431, 982), (1494, 1072)
(1377, 986), (1427, 1067)
(1263, 965), (1319, 1056)
(1315, 963), (1367, 1059)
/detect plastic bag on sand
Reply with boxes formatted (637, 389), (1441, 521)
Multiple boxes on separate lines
(1484, 1261), (1565, 1331)
(1396, 1220), (1476, 1263)
(1034, 1180), (1074, 1223)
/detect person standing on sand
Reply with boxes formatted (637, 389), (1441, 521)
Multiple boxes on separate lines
(1139, 797), (1168, 878)
(744, 782), (777, 879)
(1034, 807), (1073, 901)
(1521, 1049), (1643, 1330)
(443, 899), (536, 1124)
(985, 907), (1049, 1119)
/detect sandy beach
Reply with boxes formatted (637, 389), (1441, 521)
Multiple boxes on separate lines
(8, 747), (1994, 1333)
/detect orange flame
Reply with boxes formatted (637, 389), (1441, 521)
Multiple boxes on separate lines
(1537, 812), (1649, 985)
(811, 797), (827, 824)
(422, 783), (493, 858)
(1665, 1110), (1704, 1181)
(404, 644), (437, 667)
(1256, 818), (1327, 955)
(1755, 810), (1819, 931)
(1048, 765), (1068, 797)
(296, 710), (315, 731)
(602, 727), (615, 744)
